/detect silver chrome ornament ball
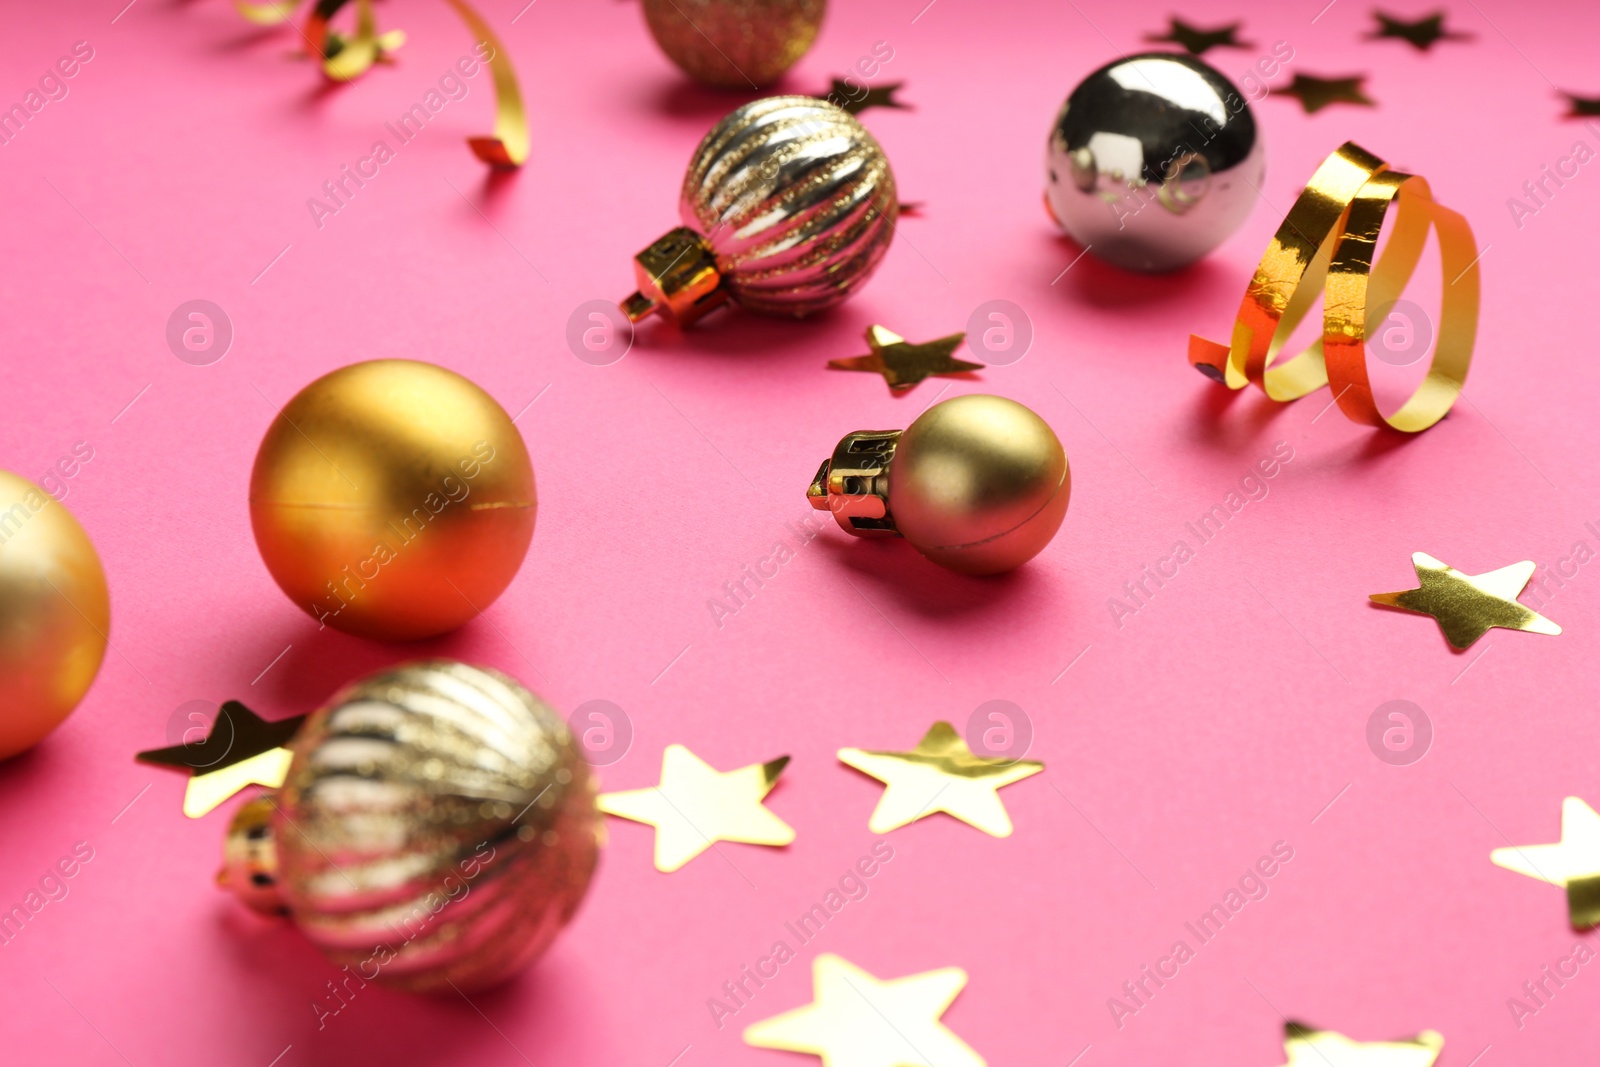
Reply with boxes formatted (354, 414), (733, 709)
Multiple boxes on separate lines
(218, 661), (601, 994)
(1044, 52), (1263, 273)
(621, 95), (898, 326)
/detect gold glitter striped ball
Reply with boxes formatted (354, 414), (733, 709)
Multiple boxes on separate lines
(641, 0), (825, 88)
(682, 95), (897, 316)
(221, 661), (601, 993)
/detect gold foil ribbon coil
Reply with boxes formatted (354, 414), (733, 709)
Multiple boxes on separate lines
(234, 0), (527, 167)
(1188, 141), (1479, 433)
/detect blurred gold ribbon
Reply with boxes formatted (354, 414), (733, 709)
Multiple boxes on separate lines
(1188, 141), (1479, 433)
(233, 0), (527, 167)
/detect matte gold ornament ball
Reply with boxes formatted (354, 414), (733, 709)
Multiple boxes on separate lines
(0, 471), (109, 758)
(641, 0), (825, 88)
(809, 395), (1069, 574)
(249, 360), (536, 641)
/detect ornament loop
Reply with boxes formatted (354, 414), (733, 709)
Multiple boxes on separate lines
(1189, 141), (1479, 432)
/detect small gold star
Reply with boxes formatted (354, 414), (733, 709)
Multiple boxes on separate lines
(1366, 11), (1471, 51)
(1144, 17), (1252, 55)
(821, 79), (909, 115)
(1277, 1022), (1444, 1066)
(597, 745), (795, 871)
(1275, 73), (1376, 114)
(838, 722), (1042, 837)
(136, 702), (306, 818)
(1561, 92), (1600, 118)
(744, 954), (985, 1067)
(828, 325), (982, 393)
(1491, 796), (1600, 928)
(1369, 552), (1561, 650)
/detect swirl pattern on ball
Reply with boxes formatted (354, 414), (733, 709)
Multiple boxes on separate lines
(267, 661), (600, 993)
(680, 96), (897, 317)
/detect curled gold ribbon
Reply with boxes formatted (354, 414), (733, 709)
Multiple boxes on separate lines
(1189, 141), (1479, 432)
(231, 0), (527, 168)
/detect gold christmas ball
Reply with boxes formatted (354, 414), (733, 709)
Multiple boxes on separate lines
(808, 395), (1069, 575)
(0, 471), (109, 759)
(641, 0), (825, 88)
(219, 661), (602, 993)
(249, 361), (535, 641)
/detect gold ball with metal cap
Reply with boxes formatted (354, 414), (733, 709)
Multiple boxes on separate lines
(217, 660), (602, 993)
(808, 395), (1069, 575)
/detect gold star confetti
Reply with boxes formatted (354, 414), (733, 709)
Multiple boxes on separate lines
(744, 953), (984, 1067)
(1274, 73), (1376, 114)
(838, 722), (1042, 837)
(1491, 796), (1600, 928)
(1144, 17), (1252, 55)
(1366, 11), (1471, 51)
(1561, 92), (1600, 118)
(597, 745), (795, 871)
(1277, 1022), (1444, 1066)
(1369, 552), (1561, 650)
(822, 79), (909, 115)
(136, 702), (306, 818)
(828, 325), (982, 393)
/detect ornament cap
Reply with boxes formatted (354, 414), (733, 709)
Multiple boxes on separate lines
(807, 430), (904, 539)
(217, 796), (287, 916)
(621, 226), (728, 325)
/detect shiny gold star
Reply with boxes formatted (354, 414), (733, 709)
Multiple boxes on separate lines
(838, 722), (1042, 837)
(597, 745), (795, 871)
(136, 702), (306, 818)
(1561, 92), (1600, 118)
(744, 954), (984, 1067)
(1491, 796), (1600, 928)
(1277, 1022), (1443, 1066)
(1369, 552), (1561, 650)
(1144, 17), (1252, 55)
(828, 325), (982, 393)
(822, 79), (909, 115)
(1275, 73), (1376, 114)
(1366, 11), (1471, 51)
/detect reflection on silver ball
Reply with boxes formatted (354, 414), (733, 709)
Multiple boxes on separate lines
(1044, 52), (1264, 273)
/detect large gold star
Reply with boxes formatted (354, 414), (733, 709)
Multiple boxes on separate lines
(1562, 92), (1600, 118)
(1369, 552), (1561, 650)
(838, 722), (1042, 837)
(597, 745), (795, 871)
(1274, 73), (1376, 114)
(136, 702), (306, 818)
(1277, 1022), (1443, 1066)
(1491, 796), (1600, 928)
(1144, 17), (1252, 55)
(1366, 11), (1471, 51)
(828, 325), (982, 393)
(744, 954), (984, 1067)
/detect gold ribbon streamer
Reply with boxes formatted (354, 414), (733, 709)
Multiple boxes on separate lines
(231, 0), (526, 168)
(1189, 141), (1479, 432)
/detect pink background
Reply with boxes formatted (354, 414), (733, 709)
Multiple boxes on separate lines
(2, 0), (1598, 1064)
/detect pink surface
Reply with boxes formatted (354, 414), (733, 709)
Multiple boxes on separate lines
(1, 1), (1598, 1064)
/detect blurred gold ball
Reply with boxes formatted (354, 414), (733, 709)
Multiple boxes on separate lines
(249, 360), (536, 641)
(0, 471), (109, 759)
(891, 395), (1070, 575)
(641, 0), (825, 88)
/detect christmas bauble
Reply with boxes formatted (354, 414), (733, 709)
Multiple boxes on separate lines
(218, 660), (601, 993)
(807, 395), (1069, 575)
(249, 361), (535, 641)
(641, 0), (825, 88)
(0, 471), (109, 759)
(621, 96), (897, 326)
(1044, 52), (1263, 273)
